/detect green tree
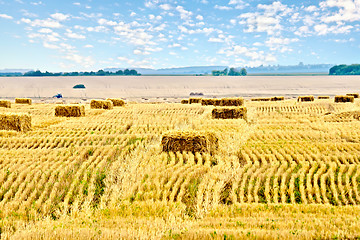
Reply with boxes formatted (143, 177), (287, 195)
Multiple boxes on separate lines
(240, 68), (247, 76)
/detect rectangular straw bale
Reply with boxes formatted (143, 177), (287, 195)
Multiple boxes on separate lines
(0, 100), (11, 108)
(0, 113), (31, 132)
(318, 96), (330, 99)
(213, 99), (221, 106)
(251, 97), (271, 101)
(15, 98), (32, 105)
(181, 99), (189, 104)
(106, 98), (125, 107)
(201, 98), (215, 106)
(90, 99), (114, 109)
(298, 96), (315, 102)
(335, 95), (354, 103)
(212, 107), (247, 120)
(220, 97), (244, 106)
(161, 131), (218, 154)
(55, 105), (85, 117)
(271, 96), (284, 101)
(189, 98), (202, 104)
(346, 93), (359, 98)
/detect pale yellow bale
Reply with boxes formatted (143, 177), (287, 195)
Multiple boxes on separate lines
(107, 98), (125, 107)
(0, 113), (31, 132)
(90, 99), (113, 110)
(15, 98), (32, 105)
(0, 99), (11, 108)
(55, 105), (85, 117)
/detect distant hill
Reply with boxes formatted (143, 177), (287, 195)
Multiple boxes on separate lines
(105, 64), (334, 75)
(104, 66), (227, 75)
(0, 69), (33, 74)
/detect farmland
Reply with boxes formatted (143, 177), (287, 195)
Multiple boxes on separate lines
(1, 97), (360, 239)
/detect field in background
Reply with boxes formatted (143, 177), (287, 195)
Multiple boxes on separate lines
(1, 99), (360, 239)
(0, 75), (360, 100)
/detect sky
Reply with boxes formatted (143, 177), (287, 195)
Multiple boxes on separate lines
(0, 0), (359, 72)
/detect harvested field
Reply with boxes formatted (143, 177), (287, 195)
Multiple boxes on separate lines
(251, 97), (271, 101)
(1, 98), (360, 239)
(318, 96), (330, 99)
(347, 93), (359, 98)
(271, 96), (284, 101)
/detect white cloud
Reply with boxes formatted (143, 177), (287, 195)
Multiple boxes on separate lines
(229, 0), (248, 9)
(65, 30), (86, 39)
(84, 44), (94, 48)
(73, 2), (80, 6)
(159, 4), (171, 11)
(38, 28), (52, 33)
(304, 5), (318, 12)
(214, 5), (232, 10)
(320, 0), (360, 23)
(130, 12), (136, 17)
(51, 13), (70, 21)
(0, 13), (13, 19)
(208, 37), (224, 43)
(176, 6), (193, 20)
(63, 54), (95, 68)
(22, 18), (63, 28)
(196, 15), (203, 21)
(314, 23), (353, 35)
(265, 37), (299, 52)
(43, 42), (59, 49)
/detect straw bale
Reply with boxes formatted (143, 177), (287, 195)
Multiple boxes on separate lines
(0, 113), (31, 132)
(55, 105), (85, 117)
(298, 96), (315, 102)
(346, 93), (359, 98)
(161, 131), (218, 153)
(0, 100), (11, 108)
(90, 99), (114, 109)
(212, 107), (247, 120)
(335, 95), (354, 103)
(271, 96), (284, 101)
(251, 97), (271, 101)
(189, 98), (202, 104)
(201, 98), (215, 106)
(15, 98), (32, 105)
(318, 96), (330, 99)
(220, 97), (244, 106)
(181, 99), (189, 104)
(107, 98), (125, 107)
(213, 99), (221, 106)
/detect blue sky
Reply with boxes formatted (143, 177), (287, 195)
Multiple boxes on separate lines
(0, 0), (359, 71)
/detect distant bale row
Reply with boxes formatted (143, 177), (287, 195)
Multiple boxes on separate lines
(15, 98), (32, 105)
(189, 98), (202, 104)
(318, 96), (330, 99)
(251, 97), (271, 102)
(346, 93), (359, 98)
(107, 98), (125, 107)
(90, 99), (113, 109)
(298, 96), (315, 102)
(181, 99), (189, 104)
(212, 107), (247, 120)
(0, 100), (11, 108)
(0, 113), (31, 132)
(161, 131), (218, 154)
(198, 97), (244, 106)
(271, 96), (284, 101)
(55, 105), (85, 117)
(335, 95), (354, 103)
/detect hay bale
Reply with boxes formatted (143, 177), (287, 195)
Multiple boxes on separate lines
(251, 97), (271, 101)
(107, 98), (125, 107)
(90, 99), (114, 109)
(161, 131), (218, 153)
(335, 95), (354, 103)
(298, 96), (315, 102)
(55, 105), (85, 117)
(189, 98), (202, 104)
(15, 98), (32, 105)
(220, 98), (244, 106)
(213, 99), (221, 106)
(212, 107), (247, 120)
(181, 99), (189, 104)
(0, 113), (31, 132)
(201, 98), (215, 106)
(0, 100), (11, 108)
(318, 96), (330, 99)
(271, 96), (284, 101)
(346, 93), (359, 98)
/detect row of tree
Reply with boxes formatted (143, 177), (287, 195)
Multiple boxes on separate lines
(329, 64), (360, 75)
(23, 69), (140, 77)
(211, 68), (247, 76)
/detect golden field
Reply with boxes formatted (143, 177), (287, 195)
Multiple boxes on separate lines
(1, 98), (360, 239)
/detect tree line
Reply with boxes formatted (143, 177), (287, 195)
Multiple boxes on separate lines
(23, 69), (140, 77)
(211, 67), (247, 76)
(329, 64), (360, 75)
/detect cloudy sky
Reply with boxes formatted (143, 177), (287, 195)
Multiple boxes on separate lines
(0, 0), (359, 71)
